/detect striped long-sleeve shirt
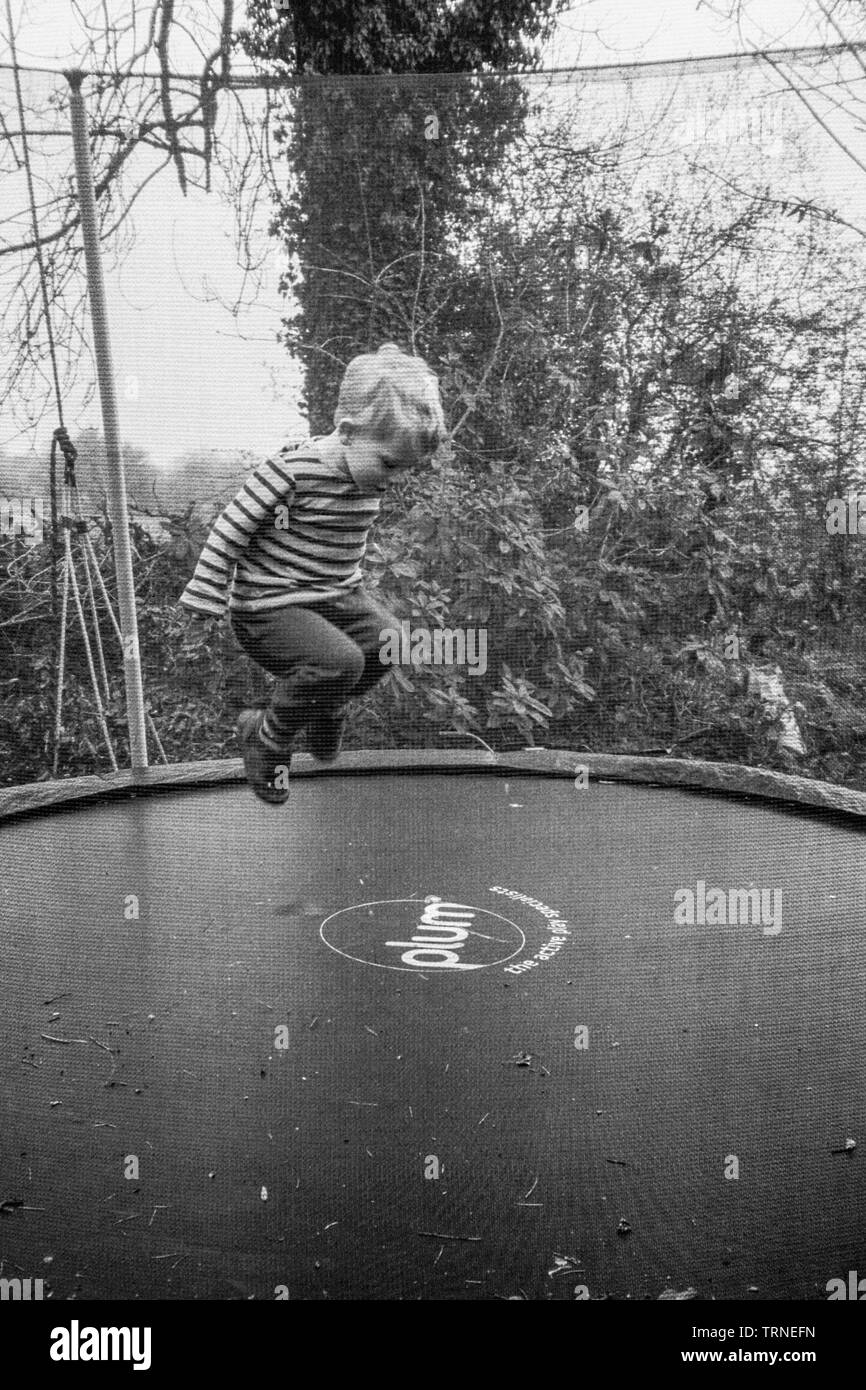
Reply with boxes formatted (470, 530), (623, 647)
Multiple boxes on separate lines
(178, 439), (382, 617)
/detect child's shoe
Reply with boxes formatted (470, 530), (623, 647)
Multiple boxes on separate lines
(307, 709), (348, 765)
(236, 709), (292, 804)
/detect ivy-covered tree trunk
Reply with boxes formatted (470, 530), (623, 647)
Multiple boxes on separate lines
(239, 1), (568, 431)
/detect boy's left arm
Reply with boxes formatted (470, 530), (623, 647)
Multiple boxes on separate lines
(179, 455), (297, 616)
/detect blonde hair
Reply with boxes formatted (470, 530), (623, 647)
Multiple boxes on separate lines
(335, 343), (447, 457)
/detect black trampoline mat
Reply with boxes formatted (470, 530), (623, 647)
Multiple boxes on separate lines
(1, 772), (864, 1300)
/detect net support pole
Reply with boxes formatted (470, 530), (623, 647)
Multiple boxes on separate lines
(65, 69), (149, 769)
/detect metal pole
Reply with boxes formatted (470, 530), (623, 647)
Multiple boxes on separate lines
(65, 70), (149, 769)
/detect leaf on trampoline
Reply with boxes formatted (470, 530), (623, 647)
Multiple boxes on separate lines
(548, 1252), (584, 1277)
(0, 1196), (24, 1215)
(831, 1138), (858, 1155)
(658, 1286), (698, 1300)
(274, 899), (325, 919)
(510, 1051), (533, 1067)
(617, 1218), (632, 1236)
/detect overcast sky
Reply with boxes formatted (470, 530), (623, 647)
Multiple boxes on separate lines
(2, 1), (859, 473)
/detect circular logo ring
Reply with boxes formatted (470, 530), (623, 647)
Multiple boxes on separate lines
(320, 896), (526, 973)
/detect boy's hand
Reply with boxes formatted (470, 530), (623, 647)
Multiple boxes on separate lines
(179, 606), (223, 634)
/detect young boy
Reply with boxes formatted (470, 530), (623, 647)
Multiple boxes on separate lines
(179, 343), (447, 803)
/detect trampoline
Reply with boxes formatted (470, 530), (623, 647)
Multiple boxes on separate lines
(0, 749), (864, 1302)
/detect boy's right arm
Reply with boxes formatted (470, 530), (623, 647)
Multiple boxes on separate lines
(178, 454), (297, 617)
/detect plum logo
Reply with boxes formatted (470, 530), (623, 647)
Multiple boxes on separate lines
(320, 895), (525, 972)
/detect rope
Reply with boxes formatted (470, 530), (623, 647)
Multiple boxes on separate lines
(49, 431), (110, 775)
(76, 506), (167, 762)
(79, 526), (112, 702)
(51, 468), (117, 774)
(51, 456), (119, 772)
(83, 526), (123, 645)
(1, 40), (864, 84)
(63, 528), (119, 773)
(51, 538), (70, 777)
(146, 710), (168, 763)
(49, 432), (59, 621)
(61, 460), (168, 766)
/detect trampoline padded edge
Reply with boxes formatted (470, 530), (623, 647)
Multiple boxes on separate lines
(2, 749), (866, 826)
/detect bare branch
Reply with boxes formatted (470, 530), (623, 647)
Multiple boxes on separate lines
(155, 0), (187, 192)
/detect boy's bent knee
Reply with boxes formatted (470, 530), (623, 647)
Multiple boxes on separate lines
(278, 651), (365, 696)
(315, 651), (365, 685)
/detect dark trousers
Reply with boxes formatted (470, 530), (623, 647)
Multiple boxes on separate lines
(231, 588), (398, 752)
